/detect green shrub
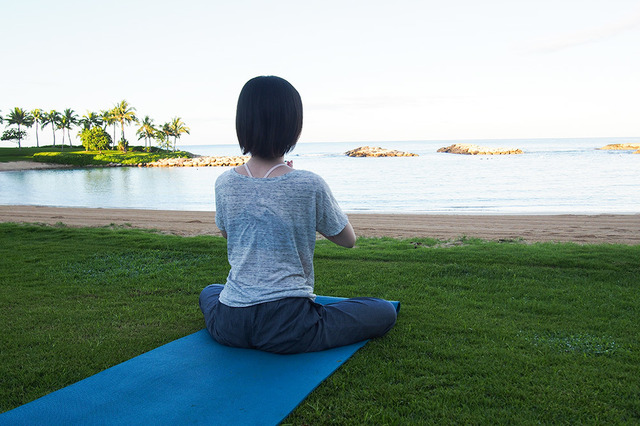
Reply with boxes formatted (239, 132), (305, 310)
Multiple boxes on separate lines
(79, 127), (112, 152)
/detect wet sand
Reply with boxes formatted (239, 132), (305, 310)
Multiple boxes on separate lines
(1, 205), (638, 245)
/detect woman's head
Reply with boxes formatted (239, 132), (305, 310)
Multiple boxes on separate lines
(236, 76), (303, 158)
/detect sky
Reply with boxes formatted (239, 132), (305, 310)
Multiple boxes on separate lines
(2, 0), (639, 146)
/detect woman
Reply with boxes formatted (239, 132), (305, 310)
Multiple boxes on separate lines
(199, 76), (396, 354)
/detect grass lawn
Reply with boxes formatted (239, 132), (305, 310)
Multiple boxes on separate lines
(0, 146), (190, 166)
(0, 146), (84, 162)
(1, 223), (639, 423)
(32, 149), (192, 166)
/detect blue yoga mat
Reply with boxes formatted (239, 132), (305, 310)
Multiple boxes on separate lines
(2, 296), (399, 426)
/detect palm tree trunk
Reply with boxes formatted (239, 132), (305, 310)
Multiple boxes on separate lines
(121, 122), (127, 153)
(35, 124), (40, 148)
(51, 124), (56, 146)
(17, 124), (22, 150)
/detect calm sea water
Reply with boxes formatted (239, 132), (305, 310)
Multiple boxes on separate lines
(1, 138), (639, 214)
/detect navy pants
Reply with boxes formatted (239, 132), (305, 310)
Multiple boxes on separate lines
(199, 284), (397, 354)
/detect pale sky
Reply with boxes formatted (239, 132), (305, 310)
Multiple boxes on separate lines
(2, 0), (639, 146)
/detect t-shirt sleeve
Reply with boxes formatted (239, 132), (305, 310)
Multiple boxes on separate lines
(315, 176), (349, 237)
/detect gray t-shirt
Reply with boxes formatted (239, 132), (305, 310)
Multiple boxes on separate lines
(215, 168), (349, 307)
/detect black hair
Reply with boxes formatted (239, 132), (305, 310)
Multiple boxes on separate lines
(236, 76), (303, 158)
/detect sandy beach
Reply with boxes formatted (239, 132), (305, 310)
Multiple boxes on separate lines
(0, 161), (75, 171)
(1, 205), (638, 245)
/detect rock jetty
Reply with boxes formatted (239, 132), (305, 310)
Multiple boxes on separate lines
(144, 155), (249, 167)
(345, 146), (418, 157)
(437, 143), (523, 155)
(598, 143), (640, 152)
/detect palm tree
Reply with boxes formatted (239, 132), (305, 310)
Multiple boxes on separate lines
(167, 117), (190, 151)
(62, 109), (78, 147)
(31, 109), (44, 147)
(101, 109), (117, 145)
(160, 122), (173, 151)
(42, 110), (61, 146)
(57, 115), (67, 149)
(110, 100), (138, 151)
(155, 128), (171, 151)
(79, 111), (103, 130)
(4, 107), (34, 149)
(136, 116), (157, 150)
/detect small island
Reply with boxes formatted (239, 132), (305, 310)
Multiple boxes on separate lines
(437, 143), (523, 155)
(345, 146), (418, 157)
(0, 146), (249, 170)
(598, 143), (640, 154)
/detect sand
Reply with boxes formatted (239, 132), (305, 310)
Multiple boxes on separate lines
(0, 161), (74, 171)
(1, 205), (638, 245)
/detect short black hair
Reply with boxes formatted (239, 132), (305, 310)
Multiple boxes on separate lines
(236, 76), (303, 158)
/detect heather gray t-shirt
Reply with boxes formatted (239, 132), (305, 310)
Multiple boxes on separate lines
(215, 168), (349, 307)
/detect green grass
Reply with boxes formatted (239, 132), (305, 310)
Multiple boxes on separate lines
(1, 224), (639, 423)
(32, 149), (192, 166)
(0, 146), (191, 166)
(0, 146), (84, 162)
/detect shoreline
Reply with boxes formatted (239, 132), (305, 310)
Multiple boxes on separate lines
(1, 205), (638, 245)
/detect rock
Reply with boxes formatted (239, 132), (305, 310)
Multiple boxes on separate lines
(634, 150), (640, 154)
(345, 146), (418, 157)
(145, 155), (250, 168)
(598, 143), (640, 151)
(437, 143), (523, 155)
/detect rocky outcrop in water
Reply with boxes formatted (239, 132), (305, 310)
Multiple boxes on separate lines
(145, 156), (249, 167)
(437, 143), (523, 155)
(345, 146), (418, 157)
(598, 143), (640, 151)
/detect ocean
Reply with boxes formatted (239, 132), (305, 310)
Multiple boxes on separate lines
(1, 138), (638, 215)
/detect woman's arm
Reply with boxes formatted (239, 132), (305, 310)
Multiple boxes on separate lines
(323, 222), (356, 248)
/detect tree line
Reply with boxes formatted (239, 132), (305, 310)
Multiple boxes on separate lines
(1, 101), (190, 152)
